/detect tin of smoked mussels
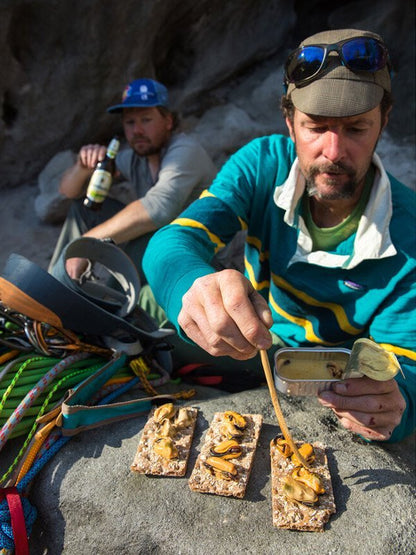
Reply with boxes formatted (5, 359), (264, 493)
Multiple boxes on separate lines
(274, 347), (362, 396)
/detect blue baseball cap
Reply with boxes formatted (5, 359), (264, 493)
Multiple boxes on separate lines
(107, 78), (169, 113)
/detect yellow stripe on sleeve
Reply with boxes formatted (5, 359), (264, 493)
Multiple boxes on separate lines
(199, 190), (215, 199)
(170, 218), (225, 251)
(269, 294), (341, 345)
(245, 257), (270, 291)
(273, 274), (363, 336)
(378, 343), (416, 361)
(238, 217), (248, 231)
(246, 235), (269, 262)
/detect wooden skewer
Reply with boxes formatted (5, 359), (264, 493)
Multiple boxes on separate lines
(259, 349), (310, 469)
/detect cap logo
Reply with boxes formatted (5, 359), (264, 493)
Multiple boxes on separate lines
(139, 85), (149, 100)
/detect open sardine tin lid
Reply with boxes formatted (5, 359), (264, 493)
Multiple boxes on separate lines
(273, 347), (361, 397)
(274, 341), (402, 396)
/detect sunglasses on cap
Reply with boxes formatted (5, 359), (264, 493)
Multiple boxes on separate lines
(284, 36), (390, 88)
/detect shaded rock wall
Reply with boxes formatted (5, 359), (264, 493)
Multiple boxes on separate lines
(0, 0), (414, 189)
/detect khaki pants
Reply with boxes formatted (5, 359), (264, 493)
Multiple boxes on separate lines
(48, 198), (154, 285)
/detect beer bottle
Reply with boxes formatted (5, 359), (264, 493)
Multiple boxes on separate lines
(83, 136), (121, 210)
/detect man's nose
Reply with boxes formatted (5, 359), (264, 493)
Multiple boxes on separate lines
(132, 121), (145, 135)
(322, 131), (345, 163)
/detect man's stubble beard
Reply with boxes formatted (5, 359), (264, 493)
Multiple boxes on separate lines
(304, 162), (360, 200)
(294, 133), (379, 201)
(132, 143), (162, 157)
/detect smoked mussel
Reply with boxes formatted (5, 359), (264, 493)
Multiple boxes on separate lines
(210, 439), (243, 460)
(223, 411), (247, 430)
(292, 466), (325, 495)
(272, 438), (293, 458)
(153, 437), (178, 460)
(282, 475), (318, 506)
(175, 407), (193, 428)
(204, 456), (238, 480)
(153, 402), (176, 423)
(291, 442), (315, 466)
(155, 418), (177, 439)
(220, 410), (247, 439)
(220, 420), (244, 440)
(326, 362), (343, 379)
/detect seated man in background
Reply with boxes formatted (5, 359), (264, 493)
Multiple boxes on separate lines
(48, 78), (217, 283)
(142, 29), (416, 443)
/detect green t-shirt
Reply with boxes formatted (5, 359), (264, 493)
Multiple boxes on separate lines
(303, 166), (374, 252)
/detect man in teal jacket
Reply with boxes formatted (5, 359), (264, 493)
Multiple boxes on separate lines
(143, 29), (415, 443)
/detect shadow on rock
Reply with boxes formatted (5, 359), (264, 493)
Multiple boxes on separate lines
(345, 468), (415, 490)
(244, 422), (276, 503)
(325, 447), (350, 527)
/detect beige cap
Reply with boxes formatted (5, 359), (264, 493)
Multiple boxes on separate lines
(287, 29), (391, 117)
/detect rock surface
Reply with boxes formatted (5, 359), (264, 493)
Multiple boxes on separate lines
(34, 150), (75, 224)
(16, 383), (414, 554)
(0, 0), (414, 190)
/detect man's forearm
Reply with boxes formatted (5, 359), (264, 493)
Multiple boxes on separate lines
(59, 164), (92, 199)
(83, 199), (157, 244)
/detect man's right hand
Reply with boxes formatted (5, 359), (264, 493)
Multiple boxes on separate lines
(178, 269), (273, 360)
(59, 144), (108, 199)
(77, 144), (107, 170)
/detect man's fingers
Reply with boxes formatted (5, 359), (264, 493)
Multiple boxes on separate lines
(318, 376), (406, 441)
(178, 270), (272, 359)
(181, 280), (257, 356)
(336, 417), (393, 441)
(320, 390), (401, 415)
(331, 407), (401, 430)
(330, 377), (397, 396)
(178, 309), (258, 359)
(209, 271), (272, 351)
(249, 289), (274, 329)
(79, 144), (106, 169)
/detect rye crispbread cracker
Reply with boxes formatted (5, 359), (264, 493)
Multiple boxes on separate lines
(131, 406), (198, 477)
(188, 412), (262, 498)
(270, 437), (336, 531)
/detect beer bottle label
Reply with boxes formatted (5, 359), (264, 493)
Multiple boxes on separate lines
(85, 169), (112, 203)
(107, 137), (120, 159)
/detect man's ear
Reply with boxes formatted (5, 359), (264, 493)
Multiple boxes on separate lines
(285, 117), (295, 142)
(166, 113), (174, 132)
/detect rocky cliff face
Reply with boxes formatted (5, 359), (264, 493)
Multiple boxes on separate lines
(0, 0), (414, 189)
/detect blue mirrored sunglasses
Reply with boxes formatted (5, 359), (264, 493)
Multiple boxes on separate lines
(284, 37), (390, 87)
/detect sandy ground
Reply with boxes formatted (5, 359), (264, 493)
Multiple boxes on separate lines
(1, 182), (59, 271)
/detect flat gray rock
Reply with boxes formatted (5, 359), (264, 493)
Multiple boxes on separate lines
(18, 384), (415, 554)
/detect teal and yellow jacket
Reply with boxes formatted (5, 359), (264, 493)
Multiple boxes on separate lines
(143, 135), (416, 442)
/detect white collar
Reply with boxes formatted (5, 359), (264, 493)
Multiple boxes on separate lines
(273, 153), (397, 269)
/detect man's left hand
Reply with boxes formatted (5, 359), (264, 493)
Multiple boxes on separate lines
(318, 377), (406, 441)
